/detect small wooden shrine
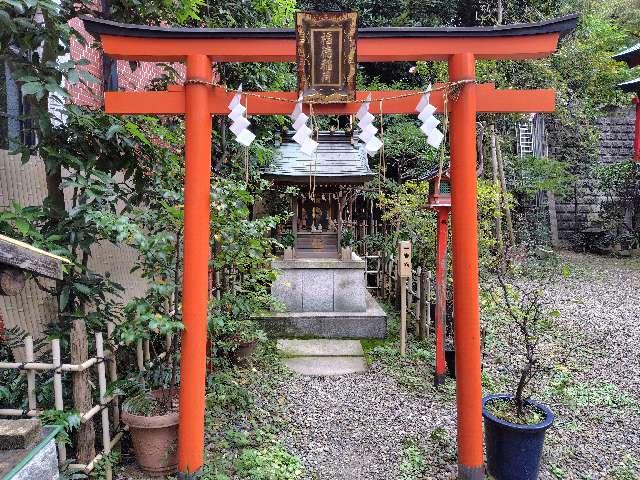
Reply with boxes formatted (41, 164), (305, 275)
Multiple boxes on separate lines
(264, 131), (375, 258)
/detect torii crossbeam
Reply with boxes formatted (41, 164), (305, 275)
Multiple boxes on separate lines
(82, 14), (577, 479)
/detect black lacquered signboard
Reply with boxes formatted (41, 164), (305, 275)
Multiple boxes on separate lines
(296, 11), (357, 103)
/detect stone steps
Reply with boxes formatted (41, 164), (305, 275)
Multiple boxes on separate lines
(257, 292), (387, 339)
(277, 339), (367, 376)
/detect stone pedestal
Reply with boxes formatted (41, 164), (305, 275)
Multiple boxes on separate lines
(271, 253), (367, 313)
(263, 252), (387, 339)
(0, 420), (60, 480)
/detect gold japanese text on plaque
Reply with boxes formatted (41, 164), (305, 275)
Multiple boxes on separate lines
(296, 11), (357, 103)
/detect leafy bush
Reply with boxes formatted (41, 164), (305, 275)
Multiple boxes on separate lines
(235, 445), (303, 480)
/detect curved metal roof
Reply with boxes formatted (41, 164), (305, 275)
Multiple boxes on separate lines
(263, 132), (375, 185)
(80, 14), (578, 40)
(614, 43), (640, 68)
(617, 78), (640, 93)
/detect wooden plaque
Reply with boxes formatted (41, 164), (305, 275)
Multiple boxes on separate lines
(398, 241), (412, 278)
(296, 11), (357, 103)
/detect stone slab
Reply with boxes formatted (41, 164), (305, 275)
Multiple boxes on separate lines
(0, 427), (58, 479)
(273, 253), (365, 269)
(283, 356), (367, 376)
(277, 339), (364, 357)
(257, 292), (387, 339)
(302, 269), (333, 312)
(0, 419), (41, 451)
(333, 269), (366, 312)
(271, 268), (303, 312)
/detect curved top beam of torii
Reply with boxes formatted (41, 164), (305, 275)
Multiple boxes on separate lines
(81, 14), (578, 117)
(81, 14), (578, 62)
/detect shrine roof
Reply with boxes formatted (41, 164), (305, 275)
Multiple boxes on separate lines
(617, 77), (640, 93)
(614, 43), (640, 68)
(81, 15), (578, 40)
(263, 132), (375, 185)
(417, 165), (451, 182)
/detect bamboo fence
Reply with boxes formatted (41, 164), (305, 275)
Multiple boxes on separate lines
(0, 329), (170, 478)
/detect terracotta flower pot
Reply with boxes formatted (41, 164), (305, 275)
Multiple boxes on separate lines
(121, 407), (179, 477)
(229, 339), (257, 364)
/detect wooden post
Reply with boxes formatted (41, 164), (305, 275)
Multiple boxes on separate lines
(449, 52), (484, 480)
(548, 191), (559, 247)
(414, 266), (421, 337)
(496, 133), (515, 246)
(95, 333), (112, 480)
(400, 278), (407, 355)
(434, 207), (450, 387)
(489, 124), (504, 253)
(419, 267), (428, 340)
(398, 241), (411, 356)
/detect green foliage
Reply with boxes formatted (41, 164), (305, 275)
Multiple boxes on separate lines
(482, 257), (565, 418)
(610, 455), (640, 480)
(506, 154), (574, 199)
(592, 160), (640, 248)
(398, 439), (426, 480)
(378, 181), (436, 268)
(235, 445), (303, 480)
(208, 293), (272, 355)
(548, 367), (636, 411)
(39, 409), (81, 446)
(90, 450), (121, 480)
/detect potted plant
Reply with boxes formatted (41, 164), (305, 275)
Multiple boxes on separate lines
(208, 292), (272, 364)
(482, 267), (559, 480)
(120, 383), (179, 477)
(115, 299), (183, 477)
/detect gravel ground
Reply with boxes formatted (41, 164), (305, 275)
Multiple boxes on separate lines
(263, 252), (640, 480)
(117, 252), (640, 479)
(273, 364), (458, 480)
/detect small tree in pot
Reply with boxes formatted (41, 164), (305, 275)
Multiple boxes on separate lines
(482, 258), (563, 480)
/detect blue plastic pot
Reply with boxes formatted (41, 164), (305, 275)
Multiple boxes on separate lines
(482, 394), (554, 480)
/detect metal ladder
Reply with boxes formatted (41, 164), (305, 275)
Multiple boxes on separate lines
(517, 121), (534, 157)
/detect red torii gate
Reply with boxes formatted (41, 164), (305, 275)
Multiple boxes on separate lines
(82, 14), (577, 479)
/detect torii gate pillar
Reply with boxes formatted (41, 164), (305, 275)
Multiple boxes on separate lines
(449, 53), (483, 479)
(178, 54), (213, 475)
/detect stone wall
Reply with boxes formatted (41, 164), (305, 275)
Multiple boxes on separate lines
(551, 106), (636, 242)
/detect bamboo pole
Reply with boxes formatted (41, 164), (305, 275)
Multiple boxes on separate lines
(52, 339), (67, 463)
(0, 357), (98, 372)
(24, 336), (37, 412)
(95, 333), (112, 480)
(106, 323), (120, 431)
(0, 409), (39, 416)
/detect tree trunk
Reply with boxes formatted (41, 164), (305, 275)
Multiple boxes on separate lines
(496, 133), (515, 246)
(419, 266), (428, 340)
(476, 122), (485, 177)
(71, 317), (96, 463)
(490, 124), (504, 254)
